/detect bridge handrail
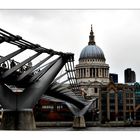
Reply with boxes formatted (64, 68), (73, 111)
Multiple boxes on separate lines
(0, 55), (30, 71)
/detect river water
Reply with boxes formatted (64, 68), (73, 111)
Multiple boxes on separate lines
(37, 126), (140, 131)
(36, 127), (140, 140)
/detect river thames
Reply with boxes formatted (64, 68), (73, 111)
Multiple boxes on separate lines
(37, 126), (140, 131)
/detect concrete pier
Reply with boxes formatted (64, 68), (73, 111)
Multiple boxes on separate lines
(73, 116), (86, 128)
(1, 109), (36, 130)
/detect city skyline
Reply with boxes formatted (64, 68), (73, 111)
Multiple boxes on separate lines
(0, 10), (140, 83)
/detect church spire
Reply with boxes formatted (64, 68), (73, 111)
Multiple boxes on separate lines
(88, 25), (95, 45)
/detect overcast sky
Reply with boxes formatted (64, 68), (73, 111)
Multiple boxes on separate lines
(0, 10), (140, 83)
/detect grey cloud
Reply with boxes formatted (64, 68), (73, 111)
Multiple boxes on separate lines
(0, 10), (140, 83)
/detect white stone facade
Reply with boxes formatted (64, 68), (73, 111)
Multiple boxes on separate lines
(75, 25), (110, 99)
(76, 59), (109, 98)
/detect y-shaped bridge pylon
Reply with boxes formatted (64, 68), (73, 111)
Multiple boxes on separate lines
(42, 76), (98, 128)
(0, 28), (98, 130)
(0, 28), (74, 130)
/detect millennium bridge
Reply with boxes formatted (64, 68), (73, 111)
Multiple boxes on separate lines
(0, 28), (97, 130)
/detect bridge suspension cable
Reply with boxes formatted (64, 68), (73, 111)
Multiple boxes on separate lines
(65, 59), (80, 95)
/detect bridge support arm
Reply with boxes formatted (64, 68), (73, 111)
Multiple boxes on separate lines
(0, 84), (16, 109)
(28, 57), (59, 83)
(17, 57), (66, 109)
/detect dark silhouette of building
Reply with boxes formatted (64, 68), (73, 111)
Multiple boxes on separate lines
(124, 68), (136, 83)
(109, 73), (118, 83)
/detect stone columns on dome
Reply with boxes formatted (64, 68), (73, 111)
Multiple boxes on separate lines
(84, 68), (86, 78)
(95, 68), (96, 78)
(78, 68), (88, 78)
(100, 68), (102, 77)
(98, 68), (100, 77)
(87, 68), (90, 77)
(107, 69), (109, 77)
(106, 68), (107, 77)
(85, 68), (87, 77)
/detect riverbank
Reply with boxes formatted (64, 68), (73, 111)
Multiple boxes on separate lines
(36, 126), (140, 131)
(36, 121), (134, 128)
(0, 121), (139, 130)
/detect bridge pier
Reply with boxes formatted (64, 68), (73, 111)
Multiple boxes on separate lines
(72, 116), (86, 128)
(1, 109), (36, 130)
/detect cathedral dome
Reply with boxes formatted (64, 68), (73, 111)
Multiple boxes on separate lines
(79, 44), (105, 60)
(79, 25), (105, 61)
